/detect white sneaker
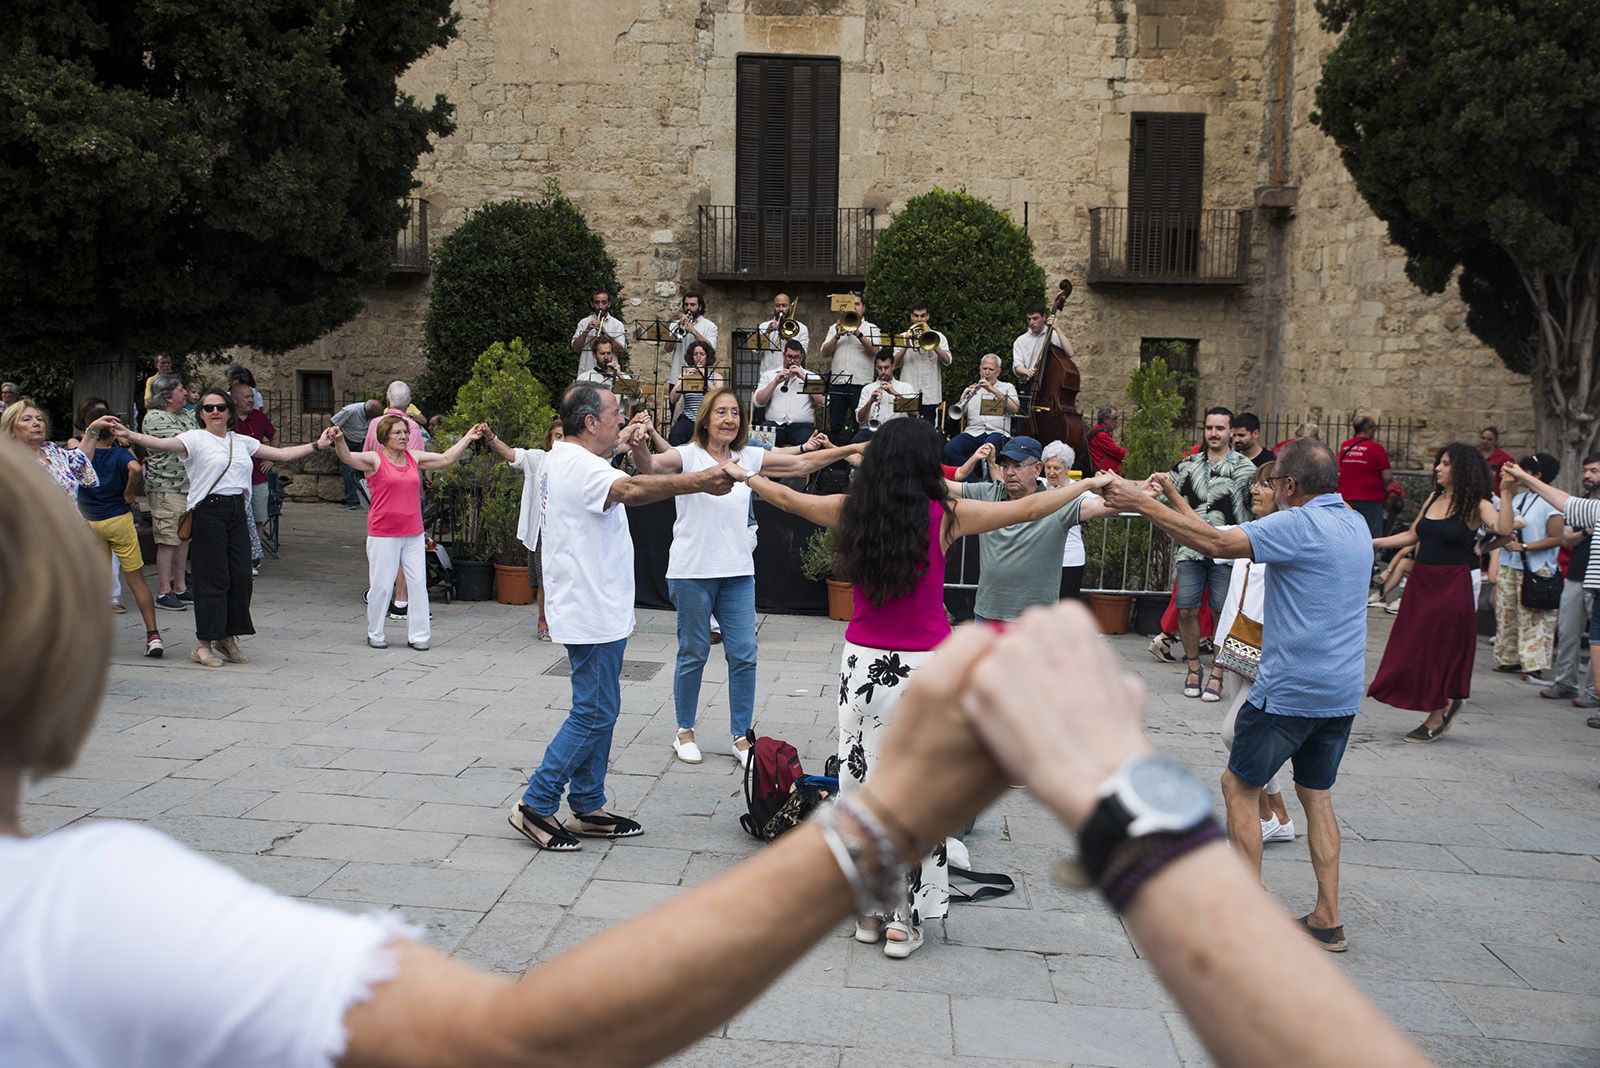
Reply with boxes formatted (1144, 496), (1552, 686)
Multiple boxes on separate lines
(732, 735), (752, 768)
(672, 730), (703, 764)
(1384, 598), (1400, 615)
(1264, 818), (1297, 843)
(1367, 590), (1385, 607)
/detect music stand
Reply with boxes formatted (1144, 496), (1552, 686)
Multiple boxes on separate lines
(892, 394), (921, 415)
(978, 397), (1007, 416)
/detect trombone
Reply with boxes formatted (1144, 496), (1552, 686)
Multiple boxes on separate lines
(907, 323), (940, 351)
(777, 298), (803, 341)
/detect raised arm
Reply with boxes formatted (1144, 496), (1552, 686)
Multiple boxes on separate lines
(727, 460), (846, 528)
(254, 425), (339, 465)
(626, 419), (681, 475)
(1104, 477), (1255, 561)
(606, 465), (730, 507)
(333, 432), (379, 474)
(417, 424), (485, 471)
(106, 417), (186, 457)
(946, 473), (1113, 546)
(757, 440), (866, 478)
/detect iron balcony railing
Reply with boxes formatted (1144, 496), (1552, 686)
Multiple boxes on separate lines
(391, 197), (431, 275)
(698, 205), (876, 283)
(1087, 207), (1250, 285)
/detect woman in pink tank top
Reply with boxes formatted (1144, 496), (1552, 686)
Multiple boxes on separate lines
(725, 419), (1107, 959)
(334, 416), (485, 651)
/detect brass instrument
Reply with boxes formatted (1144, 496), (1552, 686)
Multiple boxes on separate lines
(910, 323), (940, 352)
(830, 293), (860, 335)
(668, 309), (698, 342)
(838, 308), (862, 334)
(777, 298), (802, 341)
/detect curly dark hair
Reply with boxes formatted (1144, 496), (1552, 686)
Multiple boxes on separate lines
(833, 419), (952, 606)
(1432, 442), (1491, 528)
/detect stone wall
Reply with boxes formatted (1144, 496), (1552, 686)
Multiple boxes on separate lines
(232, 0), (1527, 468)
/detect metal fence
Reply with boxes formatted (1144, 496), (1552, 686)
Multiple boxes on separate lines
(1189, 413), (1423, 472)
(392, 197), (431, 274)
(257, 389), (369, 445)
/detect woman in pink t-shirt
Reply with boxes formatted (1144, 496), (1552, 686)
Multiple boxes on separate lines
(335, 416), (485, 650)
(728, 419), (1108, 958)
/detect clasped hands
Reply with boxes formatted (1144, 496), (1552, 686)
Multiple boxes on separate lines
(1099, 471), (1176, 511)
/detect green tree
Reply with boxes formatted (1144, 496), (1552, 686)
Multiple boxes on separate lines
(1312, 0), (1600, 483)
(864, 188), (1046, 407)
(0, 2), (457, 407)
(420, 181), (620, 410)
(1122, 351), (1191, 480)
(430, 338), (554, 563)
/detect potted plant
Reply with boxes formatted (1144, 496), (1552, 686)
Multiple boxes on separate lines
(799, 527), (853, 622)
(1084, 353), (1191, 634)
(430, 338), (553, 602)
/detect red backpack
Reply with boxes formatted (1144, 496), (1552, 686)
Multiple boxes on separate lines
(738, 730), (807, 842)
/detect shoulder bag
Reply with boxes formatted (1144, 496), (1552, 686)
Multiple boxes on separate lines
(177, 435), (234, 542)
(1514, 495), (1562, 610)
(1214, 564), (1264, 680)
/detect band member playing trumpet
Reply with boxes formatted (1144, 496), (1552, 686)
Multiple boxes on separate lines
(752, 338), (825, 448)
(1011, 300), (1073, 404)
(822, 291), (881, 435)
(755, 292), (809, 377)
(943, 353), (1020, 467)
(668, 292), (719, 383)
(667, 339), (724, 447)
(851, 352), (916, 443)
(570, 288), (628, 374)
(893, 301), (951, 423)
(576, 337), (623, 386)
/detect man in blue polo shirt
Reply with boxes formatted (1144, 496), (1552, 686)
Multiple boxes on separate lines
(1106, 437), (1371, 952)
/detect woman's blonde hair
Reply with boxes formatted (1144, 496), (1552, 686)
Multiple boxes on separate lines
(691, 387), (749, 451)
(0, 398), (44, 440)
(0, 436), (112, 776)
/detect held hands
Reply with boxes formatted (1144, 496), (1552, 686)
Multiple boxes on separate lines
(974, 442), (997, 464)
(463, 423), (488, 442)
(97, 414), (128, 438)
(1101, 476), (1157, 511)
(1147, 471), (1178, 499)
(804, 430), (831, 453)
(318, 426), (341, 449)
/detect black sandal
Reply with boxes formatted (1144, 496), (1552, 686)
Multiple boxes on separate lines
(1298, 914), (1348, 952)
(507, 804), (583, 851)
(568, 810), (644, 838)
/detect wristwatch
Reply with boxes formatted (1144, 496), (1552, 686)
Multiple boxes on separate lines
(1076, 754), (1213, 884)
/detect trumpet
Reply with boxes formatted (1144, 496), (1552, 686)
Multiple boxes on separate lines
(668, 309), (699, 341)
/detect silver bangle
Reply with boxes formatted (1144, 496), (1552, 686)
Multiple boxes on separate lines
(817, 814), (875, 915)
(818, 801), (905, 916)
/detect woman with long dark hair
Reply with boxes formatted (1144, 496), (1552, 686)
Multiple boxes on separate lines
(1368, 443), (1509, 741)
(666, 339), (723, 447)
(727, 418), (1108, 958)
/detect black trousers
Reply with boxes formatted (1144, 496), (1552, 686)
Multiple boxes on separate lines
(1060, 565), (1085, 601)
(772, 422), (815, 448)
(667, 415), (695, 447)
(191, 493), (255, 641)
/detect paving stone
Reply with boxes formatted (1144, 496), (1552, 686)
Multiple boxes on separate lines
(951, 995), (1180, 1066)
(273, 823), (462, 864)
(569, 878), (684, 920)
(846, 941), (1056, 1001)
(592, 845), (692, 885)
(1439, 983), (1600, 1048)
(245, 790), (421, 828)
(1047, 953), (1177, 1012)
(317, 861), (514, 912)
(214, 853), (344, 896)
(1486, 943), (1600, 996)
(145, 813), (305, 855)
(728, 985), (953, 1054)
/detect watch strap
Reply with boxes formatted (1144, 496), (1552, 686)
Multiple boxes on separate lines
(1098, 818), (1225, 912)
(1076, 792), (1134, 883)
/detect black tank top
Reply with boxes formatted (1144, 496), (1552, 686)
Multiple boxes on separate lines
(1415, 514), (1478, 566)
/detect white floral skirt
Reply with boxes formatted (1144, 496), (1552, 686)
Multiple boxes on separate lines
(838, 639), (948, 926)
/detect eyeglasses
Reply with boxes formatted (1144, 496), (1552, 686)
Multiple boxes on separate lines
(1264, 475), (1294, 485)
(201, 403), (229, 413)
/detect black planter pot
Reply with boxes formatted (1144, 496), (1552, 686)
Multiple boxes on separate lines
(455, 559), (494, 601)
(1133, 592), (1168, 636)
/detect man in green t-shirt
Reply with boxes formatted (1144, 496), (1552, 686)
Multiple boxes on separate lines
(141, 373), (198, 610)
(952, 436), (1117, 621)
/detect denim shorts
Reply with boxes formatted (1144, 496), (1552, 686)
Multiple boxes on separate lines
(1174, 558), (1230, 613)
(1227, 700), (1355, 792)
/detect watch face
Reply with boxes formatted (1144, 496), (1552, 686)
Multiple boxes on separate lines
(1123, 755), (1213, 832)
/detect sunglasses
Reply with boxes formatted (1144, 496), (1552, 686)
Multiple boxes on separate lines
(200, 403), (229, 413)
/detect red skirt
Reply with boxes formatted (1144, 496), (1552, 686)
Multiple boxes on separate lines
(1368, 562), (1475, 711)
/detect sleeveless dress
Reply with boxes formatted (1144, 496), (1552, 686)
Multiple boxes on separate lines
(837, 500), (951, 927)
(1368, 509), (1476, 711)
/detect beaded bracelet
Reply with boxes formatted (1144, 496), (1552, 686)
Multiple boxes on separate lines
(854, 789), (924, 859)
(1098, 819), (1226, 913)
(817, 801), (906, 916)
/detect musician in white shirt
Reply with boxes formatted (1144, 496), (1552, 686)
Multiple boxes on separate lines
(943, 353), (1020, 466)
(570, 288), (628, 374)
(820, 292), (881, 387)
(851, 353), (917, 443)
(754, 292), (810, 377)
(753, 339), (826, 448)
(667, 292), (719, 383)
(576, 338), (624, 386)
(1011, 301), (1073, 387)
(893, 301), (951, 423)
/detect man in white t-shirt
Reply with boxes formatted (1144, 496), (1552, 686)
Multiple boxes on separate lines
(570, 288), (629, 375)
(510, 382), (736, 851)
(851, 352), (916, 443)
(943, 353), (1020, 467)
(754, 291), (810, 377)
(666, 291), (719, 384)
(893, 301), (952, 423)
(751, 339), (825, 448)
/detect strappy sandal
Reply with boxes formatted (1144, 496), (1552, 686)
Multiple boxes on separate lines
(567, 810), (644, 839)
(854, 915), (884, 944)
(507, 804), (583, 851)
(1201, 669), (1225, 703)
(1183, 658), (1203, 699)
(883, 921), (924, 959)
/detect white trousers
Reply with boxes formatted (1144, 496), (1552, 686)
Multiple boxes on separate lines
(367, 535), (429, 645)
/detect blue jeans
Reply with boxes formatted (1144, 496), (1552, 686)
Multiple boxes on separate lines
(943, 431), (1008, 469)
(522, 637), (627, 816)
(669, 576), (757, 736)
(339, 460), (363, 507)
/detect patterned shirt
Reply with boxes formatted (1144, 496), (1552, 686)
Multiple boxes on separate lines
(141, 409), (196, 493)
(1170, 448), (1257, 563)
(35, 442), (98, 502)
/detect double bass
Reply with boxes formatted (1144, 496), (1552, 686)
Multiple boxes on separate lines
(1026, 278), (1090, 470)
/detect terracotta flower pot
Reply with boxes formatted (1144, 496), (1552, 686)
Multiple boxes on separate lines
(494, 562), (534, 605)
(1087, 592), (1132, 635)
(824, 578), (854, 622)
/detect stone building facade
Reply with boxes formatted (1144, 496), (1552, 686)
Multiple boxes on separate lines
(241, 0), (1533, 471)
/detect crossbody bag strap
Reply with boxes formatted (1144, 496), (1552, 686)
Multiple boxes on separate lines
(200, 435), (234, 499)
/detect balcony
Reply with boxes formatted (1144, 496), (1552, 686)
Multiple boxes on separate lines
(697, 205), (876, 284)
(1087, 208), (1250, 286)
(390, 197), (430, 275)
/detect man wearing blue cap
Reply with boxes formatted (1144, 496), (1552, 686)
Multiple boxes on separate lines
(950, 435), (1117, 621)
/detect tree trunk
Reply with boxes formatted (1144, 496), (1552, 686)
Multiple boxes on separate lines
(74, 352), (140, 431)
(1523, 257), (1600, 492)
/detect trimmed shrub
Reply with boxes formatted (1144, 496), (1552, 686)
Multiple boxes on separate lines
(420, 179), (619, 411)
(863, 188), (1046, 408)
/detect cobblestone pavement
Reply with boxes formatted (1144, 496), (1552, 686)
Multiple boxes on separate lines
(23, 504), (1600, 1066)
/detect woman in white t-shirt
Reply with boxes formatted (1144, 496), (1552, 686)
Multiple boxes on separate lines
(629, 387), (862, 766)
(110, 391), (337, 669)
(1041, 441), (1088, 600)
